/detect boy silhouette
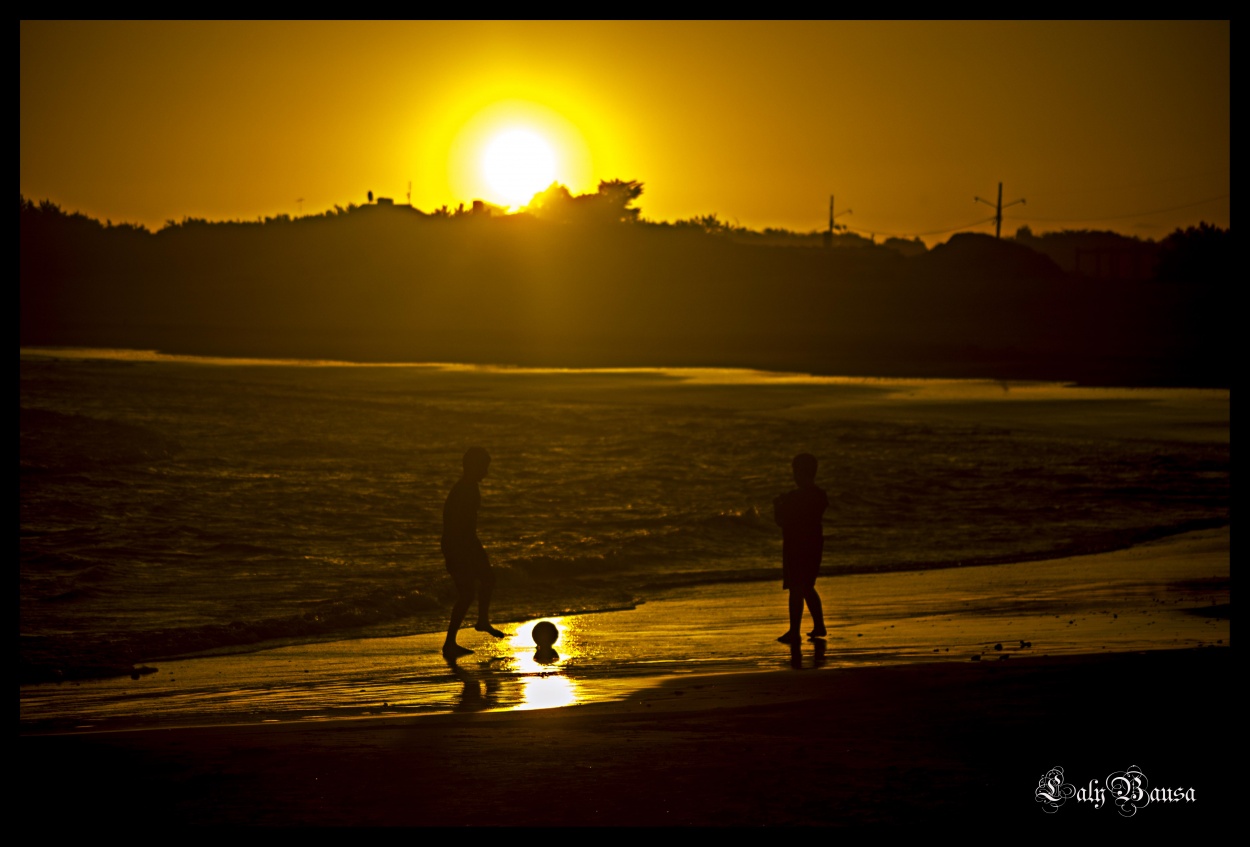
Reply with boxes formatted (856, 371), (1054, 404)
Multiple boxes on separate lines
(441, 447), (506, 657)
(773, 452), (828, 644)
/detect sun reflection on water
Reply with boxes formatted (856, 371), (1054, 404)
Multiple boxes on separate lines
(517, 674), (577, 710)
(509, 618), (582, 710)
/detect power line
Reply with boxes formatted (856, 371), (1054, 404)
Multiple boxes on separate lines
(836, 189), (1227, 241)
(1034, 168), (1229, 200)
(844, 214), (999, 240)
(1015, 193), (1229, 224)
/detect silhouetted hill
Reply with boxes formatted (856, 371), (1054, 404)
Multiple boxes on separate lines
(1011, 226), (1158, 279)
(923, 232), (1064, 278)
(19, 198), (1230, 387)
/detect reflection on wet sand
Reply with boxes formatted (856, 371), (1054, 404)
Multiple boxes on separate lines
(444, 655), (501, 712)
(520, 675), (578, 710)
(18, 528), (1229, 733)
(509, 619), (580, 710)
(442, 618), (583, 713)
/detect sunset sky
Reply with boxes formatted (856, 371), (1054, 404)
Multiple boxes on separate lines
(20, 21), (1229, 244)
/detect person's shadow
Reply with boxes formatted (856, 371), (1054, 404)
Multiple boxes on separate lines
(444, 654), (500, 711)
(789, 637), (827, 669)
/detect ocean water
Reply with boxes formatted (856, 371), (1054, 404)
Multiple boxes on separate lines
(19, 348), (1229, 682)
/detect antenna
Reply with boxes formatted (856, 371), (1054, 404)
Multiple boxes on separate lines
(974, 182), (1025, 238)
(407, 181), (412, 206)
(295, 197), (304, 215)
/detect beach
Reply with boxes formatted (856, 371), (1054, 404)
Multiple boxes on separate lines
(20, 352), (1230, 827)
(19, 528), (1230, 827)
(22, 650), (1231, 828)
(20, 352), (1230, 685)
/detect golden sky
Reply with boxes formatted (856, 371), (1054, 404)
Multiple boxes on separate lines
(20, 21), (1229, 243)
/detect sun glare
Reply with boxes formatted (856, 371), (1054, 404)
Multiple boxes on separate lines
(438, 99), (597, 213)
(482, 129), (556, 208)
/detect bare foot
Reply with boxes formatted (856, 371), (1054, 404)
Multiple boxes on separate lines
(442, 643), (473, 658)
(777, 631), (800, 644)
(474, 623), (506, 638)
(808, 628), (827, 639)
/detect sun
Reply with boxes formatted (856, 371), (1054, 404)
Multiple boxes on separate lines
(481, 129), (556, 208)
(438, 100), (596, 211)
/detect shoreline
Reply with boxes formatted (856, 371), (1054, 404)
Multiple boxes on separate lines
(21, 344), (1235, 391)
(20, 516), (1230, 686)
(21, 526), (1230, 737)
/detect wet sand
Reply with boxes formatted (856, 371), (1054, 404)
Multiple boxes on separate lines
(18, 528), (1231, 827)
(18, 649), (1231, 828)
(20, 528), (1230, 733)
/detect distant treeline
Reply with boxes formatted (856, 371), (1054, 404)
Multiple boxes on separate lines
(19, 193), (1231, 386)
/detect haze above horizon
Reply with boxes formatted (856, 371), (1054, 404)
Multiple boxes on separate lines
(20, 21), (1229, 244)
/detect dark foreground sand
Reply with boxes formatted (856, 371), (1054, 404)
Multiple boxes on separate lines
(20, 647), (1230, 828)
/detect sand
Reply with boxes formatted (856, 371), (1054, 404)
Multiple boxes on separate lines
(19, 529), (1231, 827)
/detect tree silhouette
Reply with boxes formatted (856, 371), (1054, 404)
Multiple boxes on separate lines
(524, 179), (643, 224)
(594, 179), (643, 222)
(1154, 222), (1231, 285)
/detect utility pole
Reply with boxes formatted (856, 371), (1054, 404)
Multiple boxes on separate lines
(824, 195), (852, 247)
(974, 182), (1025, 238)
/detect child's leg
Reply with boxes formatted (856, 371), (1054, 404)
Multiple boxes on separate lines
(443, 585), (474, 655)
(778, 589), (804, 643)
(473, 569), (505, 637)
(804, 587), (826, 637)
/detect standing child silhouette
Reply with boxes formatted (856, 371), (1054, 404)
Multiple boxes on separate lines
(441, 447), (506, 657)
(773, 453), (828, 644)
